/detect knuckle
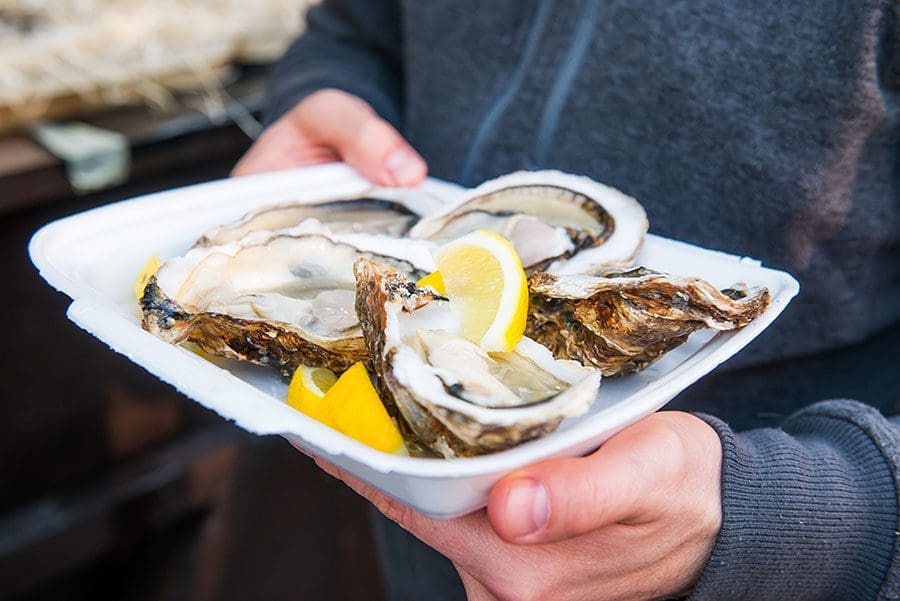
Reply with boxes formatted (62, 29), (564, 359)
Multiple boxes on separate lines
(494, 583), (541, 601)
(290, 99), (317, 124)
(298, 89), (339, 113)
(645, 418), (690, 480)
(357, 116), (396, 146)
(490, 571), (552, 601)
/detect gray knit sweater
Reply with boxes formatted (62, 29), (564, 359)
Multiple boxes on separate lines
(265, 1), (900, 598)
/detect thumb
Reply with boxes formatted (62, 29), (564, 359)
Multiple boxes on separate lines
(297, 90), (427, 187)
(487, 415), (689, 544)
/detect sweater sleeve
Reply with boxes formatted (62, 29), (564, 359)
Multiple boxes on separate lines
(690, 400), (899, 600)
(263, 0), (404, 127)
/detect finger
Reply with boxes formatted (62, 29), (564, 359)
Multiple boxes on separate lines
(313, 456), (343, 479)
(488, 413), (704, 544)
(231, 120), (338, 176)
(297, 91), (427, 187)
(287, 440), (316, 459)
(313, 457), (494, 561)
(312, 456), (438, 534)
(313, 456), (466, 542)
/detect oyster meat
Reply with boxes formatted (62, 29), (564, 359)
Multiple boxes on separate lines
(410, 170), (648, 273)
(354, 258), (601, 458)
(526, 268), (771, 376)
(197, 196), (421, 247)
(141, 227), (432, 375)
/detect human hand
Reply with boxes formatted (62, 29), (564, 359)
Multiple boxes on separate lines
(232, 88), (427, 185)
(316, 411), (723, 601)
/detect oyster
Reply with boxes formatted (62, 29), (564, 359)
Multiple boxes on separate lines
(141, 228), (431, 375)
(197, 197), (421, 247)
(409, 170), (648, 273)
(354, 258), (601, 458)
(526, 268), (771, 376)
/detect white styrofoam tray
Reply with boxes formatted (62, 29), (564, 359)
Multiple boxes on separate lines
(29, 163), (799, 519)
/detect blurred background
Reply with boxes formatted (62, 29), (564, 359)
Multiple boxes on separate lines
(0, 1), (385, 599)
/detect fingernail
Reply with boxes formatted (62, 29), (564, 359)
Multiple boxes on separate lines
(504, 478), (549, 539)
(384, 147), (423, 185)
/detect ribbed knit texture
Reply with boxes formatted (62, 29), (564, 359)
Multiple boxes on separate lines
(264, 1), (404, 127)
(693, 401), (898, 600)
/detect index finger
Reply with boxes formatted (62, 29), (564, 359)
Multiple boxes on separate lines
(313, 457), (496, 563)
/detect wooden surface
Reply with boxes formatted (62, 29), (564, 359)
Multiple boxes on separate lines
(0, 118), (386, 600)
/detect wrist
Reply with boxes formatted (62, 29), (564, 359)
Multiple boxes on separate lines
(664, 413), (723, 596)
(689, 408), (897, 600)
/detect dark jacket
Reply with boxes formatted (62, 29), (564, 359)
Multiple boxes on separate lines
(266, 1), (900, 598)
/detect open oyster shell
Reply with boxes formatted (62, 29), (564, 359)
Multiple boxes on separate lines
(196, 196), (422, 247)
(526, 268), (771, 377)
(141, 226), (432, 375)
(354, 258), (601, 458)
(409, 170), (648, 273)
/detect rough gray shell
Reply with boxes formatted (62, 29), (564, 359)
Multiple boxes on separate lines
(141, 231), (428, 375)
(196, 197), (421, 247)
(354, 258), (601, 457)
(410, 170), (648, 273)
(526, 267), (771, 376)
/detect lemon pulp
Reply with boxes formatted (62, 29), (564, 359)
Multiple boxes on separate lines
(325, 362), (405, 454)
(435, 230), (528, 352)
(415, 271), (447, 295)
(286, 362), (405, 455)
(286, 365), (337, 425)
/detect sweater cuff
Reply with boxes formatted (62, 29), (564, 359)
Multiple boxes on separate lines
(690, 401), (898, 600)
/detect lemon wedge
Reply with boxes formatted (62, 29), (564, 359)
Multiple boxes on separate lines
(416, 271), (447, 294)
(325, 362), (405, 454)
(286, 365), (338, 426)
(435, 230), (529, 352)
(134, 255), (161, 301)
(287, 362), (405, 454)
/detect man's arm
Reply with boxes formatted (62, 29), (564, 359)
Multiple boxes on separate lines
(692, 400), (899, 600)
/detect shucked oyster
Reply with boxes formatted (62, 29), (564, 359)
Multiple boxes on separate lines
(141, 226), (432, 375)
(354, 258), (601, 458)
(410, 170), (648, 273)
(196, 196), (421, 247)
(526, 268), (771, 376)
